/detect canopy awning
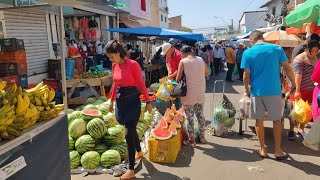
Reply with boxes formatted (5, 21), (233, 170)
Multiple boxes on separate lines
(104, 26), (203, 41)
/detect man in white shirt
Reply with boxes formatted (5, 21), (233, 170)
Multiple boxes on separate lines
(213, 44), (225, 75)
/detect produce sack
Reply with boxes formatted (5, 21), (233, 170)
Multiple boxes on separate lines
(222, 94), (236, 118)
(211, 105), (235, 136)
(291, 99), (312, 124)
(233, 66), (238, 74)
(239, 95), (250, 119)
(302, 119), (320, 151)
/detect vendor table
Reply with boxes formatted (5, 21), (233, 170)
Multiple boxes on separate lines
(65, 75), (112, 105)
(0, 114), (70, 180)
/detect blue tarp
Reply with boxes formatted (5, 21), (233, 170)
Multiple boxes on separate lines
(103, 26), (203, 41)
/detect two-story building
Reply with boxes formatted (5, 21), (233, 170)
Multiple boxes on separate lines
(139, 0), (169, 28)
(239, 11), (267, 33)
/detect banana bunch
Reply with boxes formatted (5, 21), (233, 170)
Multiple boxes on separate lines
(23, 104), (40, 129)
(28, 82), (56, 112)
(0, 103), (15, 133)
(1, 84), (22, 107)
(39, 104), (64, 121)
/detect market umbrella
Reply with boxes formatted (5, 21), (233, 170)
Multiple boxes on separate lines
(285, 0), (320, 28)
(286, 22), (320, 35)
(263, 30), (303, 47)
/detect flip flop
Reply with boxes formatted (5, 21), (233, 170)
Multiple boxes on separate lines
(256, 149), (268, 158)
(120, 176), (136, 180)
(275, 153), (288, 161)
(183, 140), (197, 148)
(135, 154), (143, 161)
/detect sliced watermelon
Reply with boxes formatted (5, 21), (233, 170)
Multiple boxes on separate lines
(168, 124), (177, 135)
(151, 129), (172, 140)
(165, 108), (175, 119)
(158, 118), (168, 129)
(172, 116), (181, 128)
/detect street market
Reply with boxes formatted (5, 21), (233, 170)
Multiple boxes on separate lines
(0, 0), (319, 180)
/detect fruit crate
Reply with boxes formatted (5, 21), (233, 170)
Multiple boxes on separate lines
(0, 50), (26, 63)
(148, 129), (181, 163)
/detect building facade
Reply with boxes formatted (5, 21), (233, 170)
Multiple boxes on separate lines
(169, 15), (182, 30)
(239, 11), (267, 33)
(139, 0), (169, 28)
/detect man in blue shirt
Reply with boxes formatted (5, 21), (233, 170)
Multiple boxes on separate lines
(241, 31), (296, 160)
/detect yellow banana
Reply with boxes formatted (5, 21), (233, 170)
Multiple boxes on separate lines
(36, 106), (44, 112)
(34, 97), (42, 106)
(23, 94), (30, 108)
(26, 81), (44, 93)
(0, 81), (6, 91)
(48, 89), (55, 102)
(2, 99), (9, 105)
(40, 96), (47, 105)
(16, 94), (28, 116)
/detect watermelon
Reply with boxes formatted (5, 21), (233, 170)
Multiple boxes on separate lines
(81, 151), (100, 169)
(101, 150), (121, 168)
(172, 116), (182, 128)
(70, 150), (81, 169)
(68, 111), (82, 125)
(168, 124), (177, 135)
(69, 136), (75, 150)
(75, 135), (95, 154)
(96, 104), (109, 115)
(103, 135), (118, 147)
(165, 108), (175, 119)
(68, 118), (87, 139)
(103, 125), (125, 146)
(102, 113), (116, 128)
(224, 117), (235, 127)
(67, 109), (74, 114)
(86, 98), (96, 104)
(81, 109), (102, 121)
(94, 144), (108, 155)
(109, 145), (127, 160)
(87, 118), (108, 139)
(158, 118), (168, 129)
(83, 104), (99, 110)
(99, 96), (108, 102)
(151, 129), (172, 140)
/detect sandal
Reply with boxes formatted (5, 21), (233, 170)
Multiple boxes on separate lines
(120, 176), (136, 180)
(183, 140), (197, 148)
(274, 152), (288, 161)
(135, 152), (144, 161)
(256, 149), (268, 158)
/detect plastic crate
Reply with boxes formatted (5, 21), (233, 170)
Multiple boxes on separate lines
(0, 38), (25, 51)
(148, 129), (181, 163)
(0, 50), (26, 63)
(0, 62), (18, 76)
(43, 79), (61, 91)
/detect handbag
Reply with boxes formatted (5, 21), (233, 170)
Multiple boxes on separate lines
(170, 73), (187, 98)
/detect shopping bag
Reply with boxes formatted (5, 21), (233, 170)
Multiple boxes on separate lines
(156, 81), (171, 101)
(239, 95), (250, 119)
(291, 99), (313, 124)
(302, 118), (320, 151)
(233, 66), (238, 74)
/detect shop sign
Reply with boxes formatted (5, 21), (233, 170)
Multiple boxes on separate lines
(0, 156), (27, 180)
(15, 0), (46, 7)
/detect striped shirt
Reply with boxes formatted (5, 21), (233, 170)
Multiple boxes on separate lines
(292, 59), (315, 91)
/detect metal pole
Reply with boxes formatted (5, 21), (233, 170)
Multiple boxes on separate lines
(59, 5), (68, 111)
(116, 13), (120, 39)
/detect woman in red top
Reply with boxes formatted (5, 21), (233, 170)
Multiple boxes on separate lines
(106, 40), (152, 180)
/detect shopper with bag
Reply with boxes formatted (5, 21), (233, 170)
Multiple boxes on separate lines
(176, 45), (210, 147)
(241, 31), (296, 160)
(291, 40), (320, 138)
(106, 40), (152, 180)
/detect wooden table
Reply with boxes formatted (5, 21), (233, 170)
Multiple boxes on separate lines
(65, 75), (112, 105)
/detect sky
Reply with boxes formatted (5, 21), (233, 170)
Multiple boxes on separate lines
(167, 0), (269, 33)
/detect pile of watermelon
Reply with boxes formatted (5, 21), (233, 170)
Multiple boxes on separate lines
(151, 104), (185, 140)
(67, 96), (157, 170)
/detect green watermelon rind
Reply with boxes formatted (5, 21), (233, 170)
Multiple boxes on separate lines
(69, 136), (75, 150)
(75, 135), (95, 154)
(109, 145), (127, 160)
(101, 150), (121, 168)
(70, 150), (81, 169)
(87, 118), (108, 139)
(80, 151), (101, 169)
(94, 144), (108, 155)
(68, 118), (87, 140)
(86, 98), (96, 105)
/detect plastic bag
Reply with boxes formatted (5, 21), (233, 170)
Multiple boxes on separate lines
(233, 66), (238, 74)
(291, 99), (313, 124)
(239, 95), (250, 119)
(222, 94), (236, 118)
(302, 119), (320, 151)
(156, 80), (173, 101)
(211, 105), (234, 136)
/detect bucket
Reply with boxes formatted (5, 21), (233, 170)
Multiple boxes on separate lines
(65, 59), (75, 80)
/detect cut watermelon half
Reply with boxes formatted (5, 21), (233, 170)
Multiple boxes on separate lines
(168, 124), (177, 135)
(158, 118), (168, 129)
(151, 129), (172, 140)
(172, 116), (181, 128)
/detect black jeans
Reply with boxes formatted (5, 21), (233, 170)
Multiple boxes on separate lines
(237, 63), (244, 80)
(226, 63), (235, 81)
(115, 87), (141, 170)
(214, 58), (221, 75)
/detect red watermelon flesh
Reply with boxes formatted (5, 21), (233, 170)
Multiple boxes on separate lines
(158, 118), (168, 129)
(168, 124), (177, 135)
(172, 116), (181, 128)
(151, 129), (172, 140)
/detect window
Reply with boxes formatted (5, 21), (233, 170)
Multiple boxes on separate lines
(272, 6), (276, 15)
(141, 0), (146, 11)
(165, 17), (167, 23)
(161, 15), (163, 22)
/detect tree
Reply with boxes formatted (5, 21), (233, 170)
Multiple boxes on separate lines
(179, 26), (192, 32)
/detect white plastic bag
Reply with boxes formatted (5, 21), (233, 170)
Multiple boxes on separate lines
(239, 95), (250, 119)
(302, 118), (320, 151)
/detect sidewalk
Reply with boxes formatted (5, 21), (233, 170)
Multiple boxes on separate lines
(72, 72), (320, 180)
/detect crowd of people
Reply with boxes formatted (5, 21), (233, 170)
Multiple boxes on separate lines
(103, 32), (320, 178)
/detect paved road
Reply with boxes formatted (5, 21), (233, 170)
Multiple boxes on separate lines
(72, 72), (320, 180)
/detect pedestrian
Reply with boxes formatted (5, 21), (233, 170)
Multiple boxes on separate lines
(236, 43), (246, 81)
(105, 40), (152, 180)
(292, 34), (320, 59)
(241, 31), (296, 160)
(161, 42), (182, 109)
(176, 45), (211, 147)
(312, 61), (320, 122)
(213, 44), (224, 75)
(291, 40), (320, 139)
(207, 45), (215, 77)
(225, 45), (236, 82)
